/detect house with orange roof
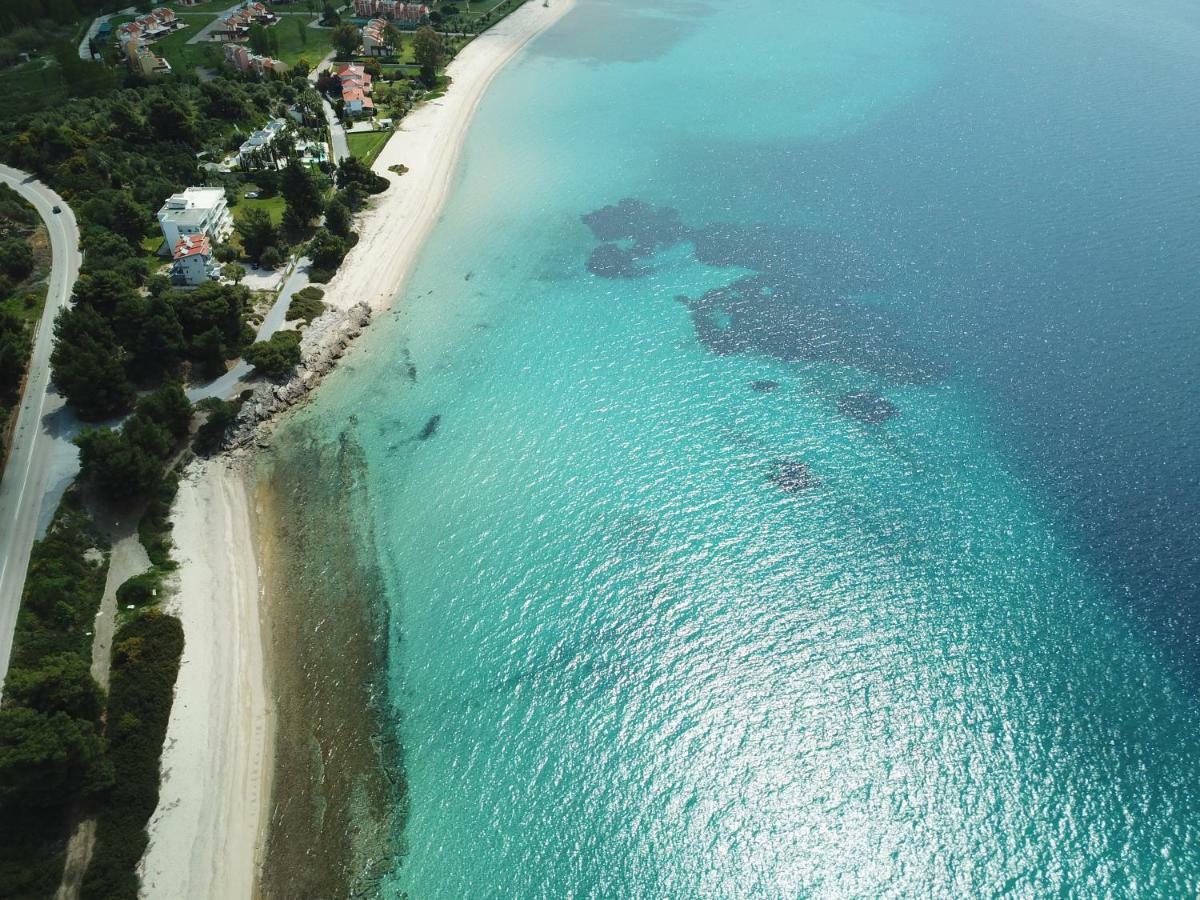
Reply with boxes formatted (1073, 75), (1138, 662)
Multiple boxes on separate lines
(361, 17), (392, 55)
(336, 63), (375, 116)
(170, 234), (220, 285)
(353, 0), (429, 27)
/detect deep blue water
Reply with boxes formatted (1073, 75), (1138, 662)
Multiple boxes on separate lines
(274, 0), (1200, 894)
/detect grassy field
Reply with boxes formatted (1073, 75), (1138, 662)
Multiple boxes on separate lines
(346, 130), (393, 167)
(233, 187), (288, 226)
(269, 19), (335, 67)
(141, 20), (225, 72)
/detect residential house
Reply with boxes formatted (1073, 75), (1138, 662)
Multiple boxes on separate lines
(126, 38), (172, 77)
(157, 186), (234, 248)
(238, 118), (289, 169)
(217, 1), (278, 40)
(223, 41), (288, 76)
(117, 7), (179, 45)
(361, 18), (391, 55)
(352, 0), (429, 28)
(336, 63), (375, 116)
(171, 234), (220, 285)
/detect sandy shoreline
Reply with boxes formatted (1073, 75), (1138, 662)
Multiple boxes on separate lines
(139, 462), (272, 899)
(322, 0), (575, 316)
(139, 2), (574, 897)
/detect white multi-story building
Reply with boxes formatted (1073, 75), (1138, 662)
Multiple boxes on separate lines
(157, 186), (234, 249)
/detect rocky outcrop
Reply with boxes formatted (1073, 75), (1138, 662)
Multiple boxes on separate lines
(224, 302), (372, 451)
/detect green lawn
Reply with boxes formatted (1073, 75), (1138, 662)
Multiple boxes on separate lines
(269, 19), (334, 67)
(346, 130), (393, 167)
(233, 190), (287, 226)
(146, 21), (225, 72)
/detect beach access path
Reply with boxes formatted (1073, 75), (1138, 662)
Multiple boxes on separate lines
(0, 164), (83, 694)
(139, 2), (577, 896)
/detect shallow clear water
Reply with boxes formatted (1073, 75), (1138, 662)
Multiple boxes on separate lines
(276, 0), (1200, 894)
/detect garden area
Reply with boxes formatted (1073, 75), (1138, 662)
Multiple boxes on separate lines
(346, 129), (392, 166)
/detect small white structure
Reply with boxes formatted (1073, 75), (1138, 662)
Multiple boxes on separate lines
(157, 186), (233, 248)
(238, 118), (288, 170)
(170, 234), (219, 285)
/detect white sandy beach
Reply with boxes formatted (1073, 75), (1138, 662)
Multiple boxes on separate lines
(139, 462), (270, 899)
(323, 0), (576, 315)
(139, 3), (574, 897)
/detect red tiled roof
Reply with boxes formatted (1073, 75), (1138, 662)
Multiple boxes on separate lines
(173, 234), (212, 259)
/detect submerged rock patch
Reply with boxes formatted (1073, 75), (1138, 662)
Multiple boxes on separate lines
(418, 414), (441, 440)
(768, 459), (822, 494)
(587, 244), (649, 278)
(750, 379), (780, 393)
(837, 390), (898, 424)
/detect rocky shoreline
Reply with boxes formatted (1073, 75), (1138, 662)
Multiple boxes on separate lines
(224, 301), (374, 453)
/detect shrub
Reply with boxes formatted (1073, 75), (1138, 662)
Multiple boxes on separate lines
(194, 396), (244, 456)
(115, 573), (159, 607)
(244, 330), (301, 379)
(286, 287), (326, 325)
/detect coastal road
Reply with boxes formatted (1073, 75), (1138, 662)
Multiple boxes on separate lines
(187, 258), (312, 404)
(0, 165), (83, 690)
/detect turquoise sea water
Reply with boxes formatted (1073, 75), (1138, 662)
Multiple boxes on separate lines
(277, 0), (1200, 894)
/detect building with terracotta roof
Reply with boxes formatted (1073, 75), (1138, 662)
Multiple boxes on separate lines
(170, 234), (219, 285)
(336, 63), (375, 115)
(216, 2), (277, 41)
(117, 7), (179, 45)
(361, 17), (392, 55)
(223, 41), (288, 76)
(352, 0), (429, 28)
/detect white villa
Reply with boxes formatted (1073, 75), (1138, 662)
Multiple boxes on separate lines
(238, 118), (289, 169)
(157, 186), (234, 249)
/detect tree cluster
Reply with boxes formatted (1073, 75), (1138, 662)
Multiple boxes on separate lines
(0, 497), (111, 896)
(244, 330), (301, 379)
(74, 383), (193, 503)
(0, 78), (301, 420)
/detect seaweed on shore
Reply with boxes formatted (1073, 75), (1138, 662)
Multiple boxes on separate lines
(257, 427), (405, 898)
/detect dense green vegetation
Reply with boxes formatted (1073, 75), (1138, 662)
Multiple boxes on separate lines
(244, 329), (301, 378)
(287, 285), (326, 324)
(0, 184), (46, 464)
(0, 494), (110, 898)
(75, 383), (192, 502)
(80, 611), (183, 900)
(0, 76), (333, 420)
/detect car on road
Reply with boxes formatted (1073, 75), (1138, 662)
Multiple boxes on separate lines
(52, 205), (61, 213)
(244, 191), (259, 199)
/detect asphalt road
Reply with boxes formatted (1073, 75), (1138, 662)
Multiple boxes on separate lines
(309, 51), (350, 163)
(0, 164), (83, 690)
